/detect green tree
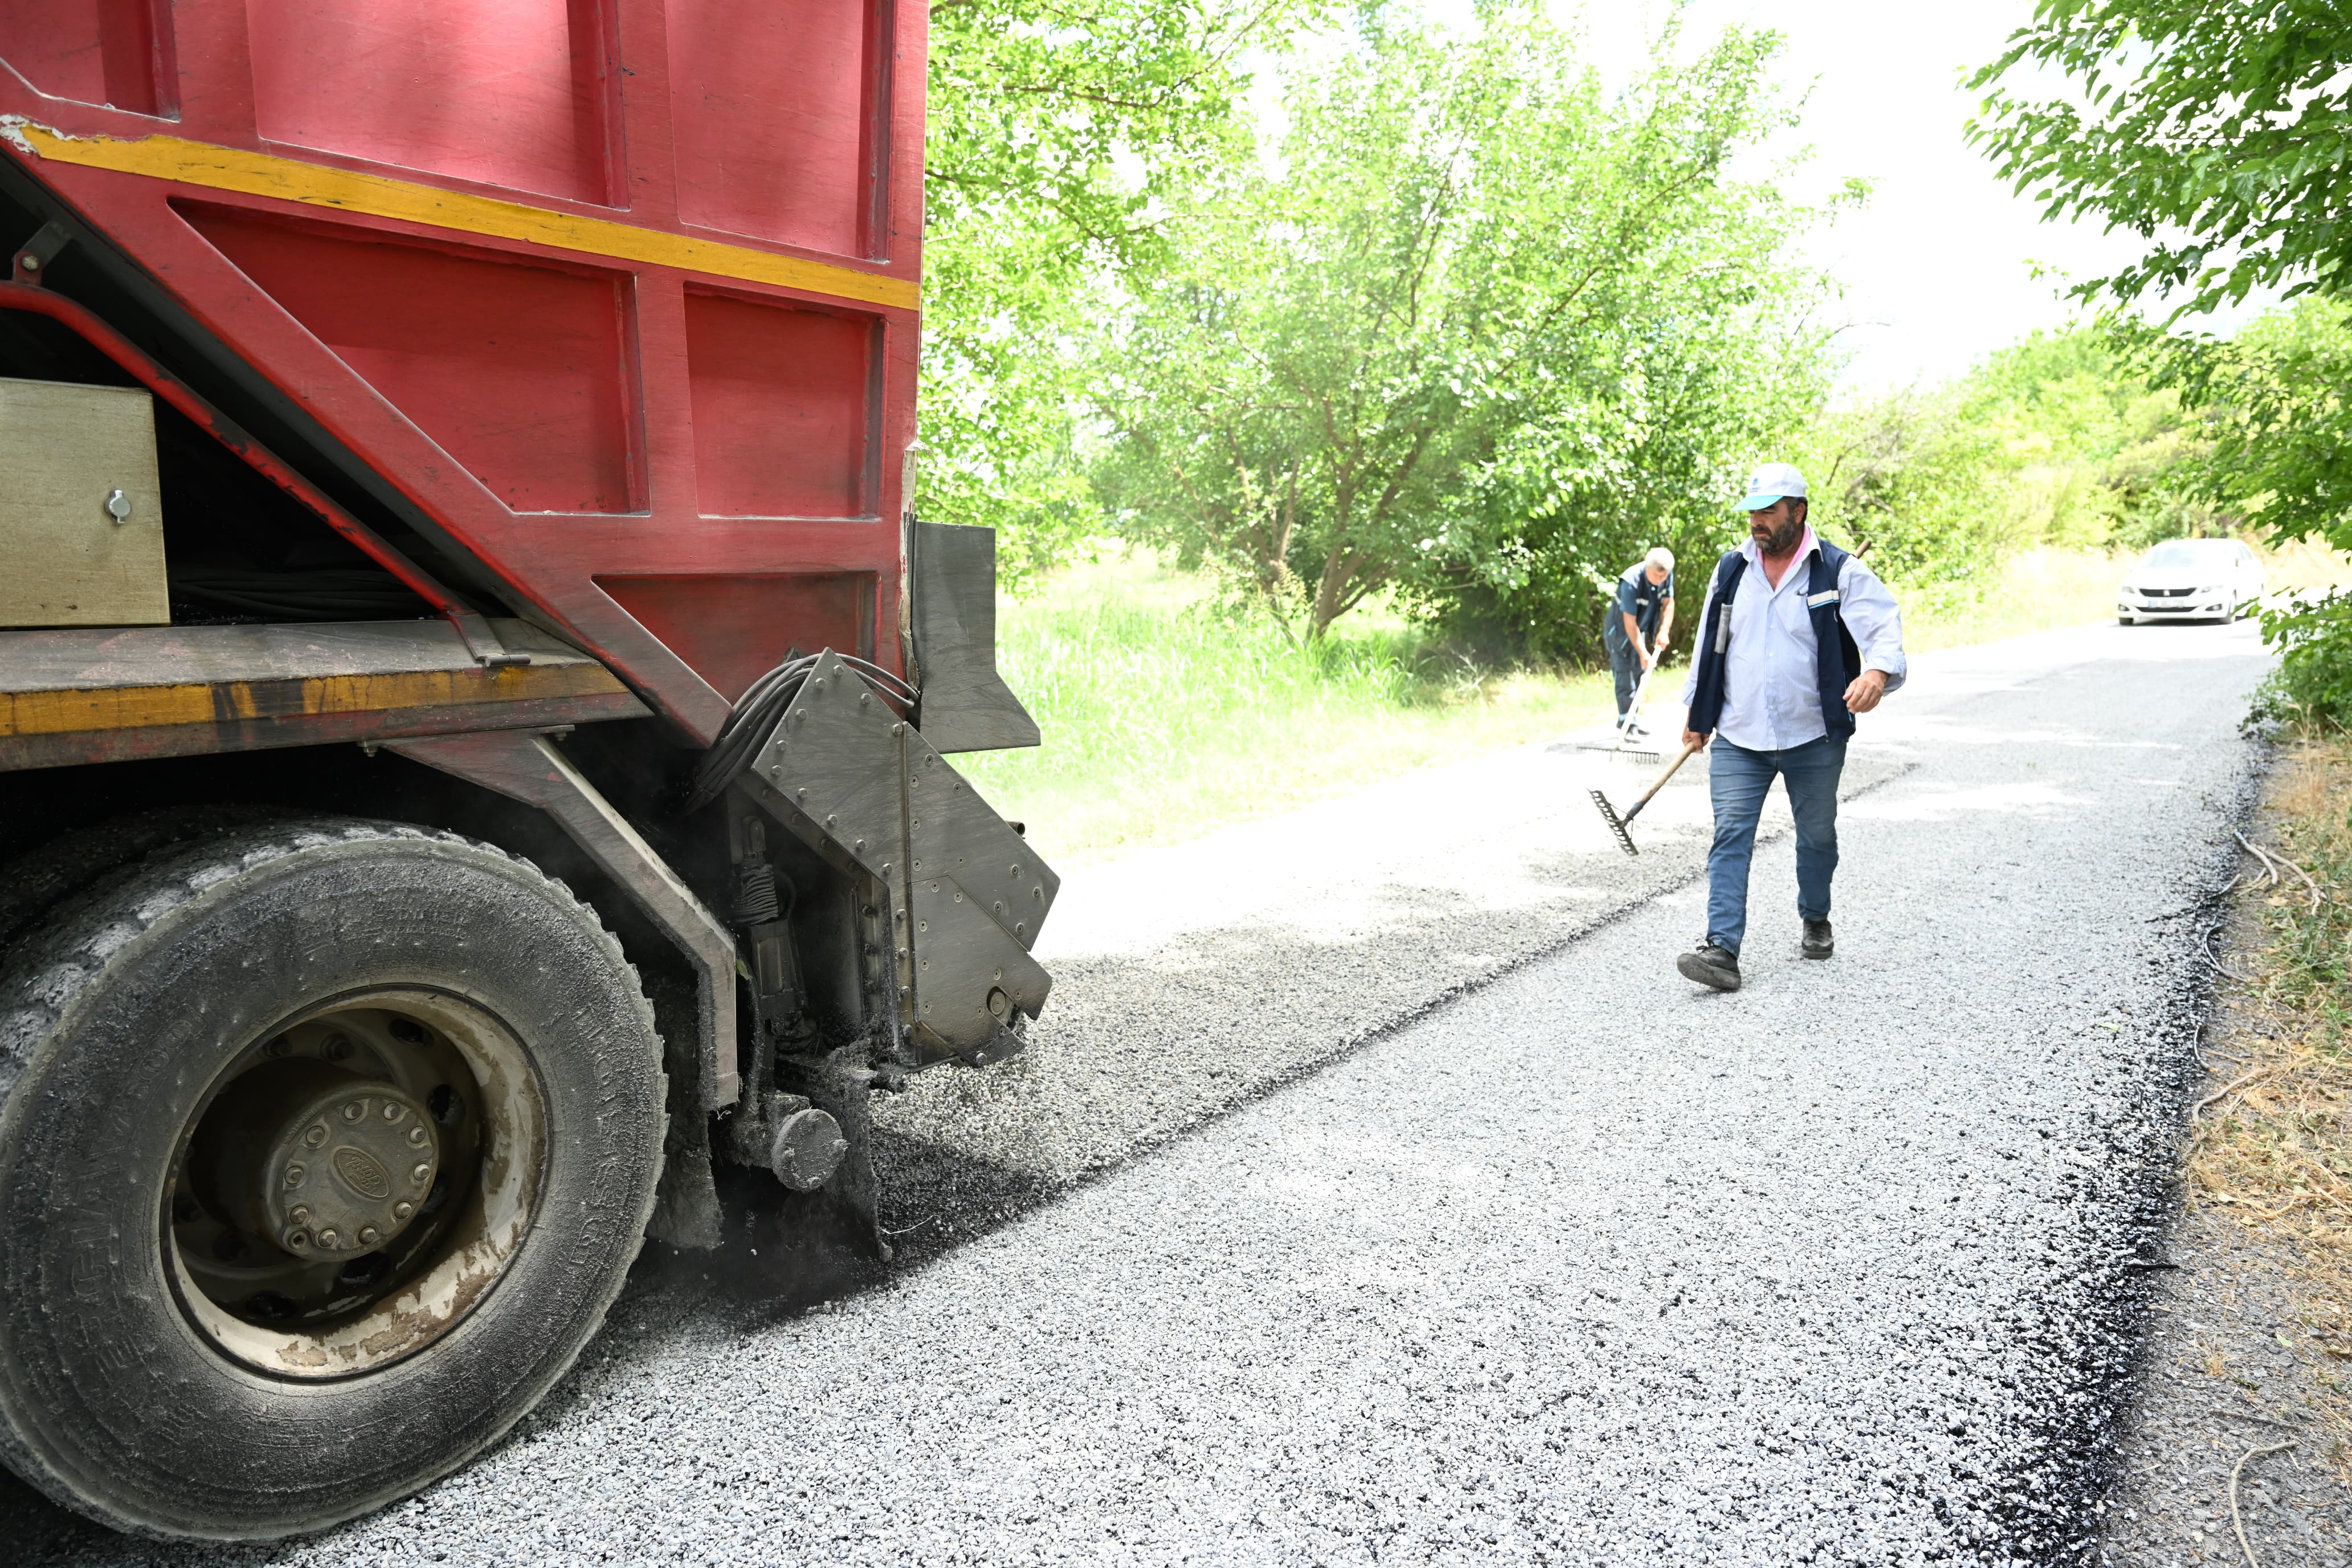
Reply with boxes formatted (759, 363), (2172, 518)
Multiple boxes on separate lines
(918, 0), (1313, 579)
(1794, 386), (2007, 594)
(1088, 8), (1837, 649)
(1960, 328), (2223, 552)
(2183, 300), (2352, 544)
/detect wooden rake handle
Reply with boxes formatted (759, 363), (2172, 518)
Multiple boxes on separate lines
(1622, 736), (1704, 824)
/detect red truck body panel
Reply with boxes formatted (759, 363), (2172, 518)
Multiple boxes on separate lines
(0, 0), (925, 743)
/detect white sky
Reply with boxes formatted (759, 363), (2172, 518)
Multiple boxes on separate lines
(1570, 0), (2154, 390)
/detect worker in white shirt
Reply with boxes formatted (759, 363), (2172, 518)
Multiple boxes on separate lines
(1673, 463), (1907, 993)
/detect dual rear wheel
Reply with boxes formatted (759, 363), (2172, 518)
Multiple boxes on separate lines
(0, 815), (667, 1540)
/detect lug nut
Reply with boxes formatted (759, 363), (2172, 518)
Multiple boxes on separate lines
(407, 1125), (427, 1146)
(304, 1124), (328, 1148)
(358, 1226), (379, 1246)
(285, 1229), (311, 1250)
(382, 1103), (404, 1122)
(393, 1201), (414, 1221)
(290, 1205), (311, 1226)
(342, 1101), (365, 1122)
(317, 1228), (340, 1248)
(412, 1163), (430, 1184)
(283, 1164), (305, 1188)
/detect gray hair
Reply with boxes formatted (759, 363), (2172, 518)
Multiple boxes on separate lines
(1645, 546), (1676, 574)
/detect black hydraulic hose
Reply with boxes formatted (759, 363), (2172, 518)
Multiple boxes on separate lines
(831, 652), (918, 704)
(685, 651), (917, 812)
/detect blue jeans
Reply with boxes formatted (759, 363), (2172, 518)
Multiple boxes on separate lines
(1704, 736), (1845, 957)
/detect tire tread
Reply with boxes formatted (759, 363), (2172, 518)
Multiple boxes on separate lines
(0, 811), (668, 1541)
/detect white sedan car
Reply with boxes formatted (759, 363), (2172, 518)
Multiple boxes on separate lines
(2117, 538), (2266, 624)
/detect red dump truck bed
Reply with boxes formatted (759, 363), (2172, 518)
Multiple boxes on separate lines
(0, 5), (1057, 1544)
(0, 0), (925, 741)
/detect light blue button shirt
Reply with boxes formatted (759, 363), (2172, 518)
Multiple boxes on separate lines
(1679, 529), (1908, 751)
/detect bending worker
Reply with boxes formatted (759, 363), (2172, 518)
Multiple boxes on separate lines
(1674, 463), (1906, 993)
(1604, 547), (1676, 738)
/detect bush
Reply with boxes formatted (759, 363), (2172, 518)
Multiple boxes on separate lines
(2251, 590), (2352, 732)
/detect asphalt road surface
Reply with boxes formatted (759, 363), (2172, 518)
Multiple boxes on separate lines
(2, 616), (2271, 1566)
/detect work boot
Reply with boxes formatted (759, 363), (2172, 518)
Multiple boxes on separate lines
(1802, 919), (1834, 959)
(1676, 942), (1741, 992)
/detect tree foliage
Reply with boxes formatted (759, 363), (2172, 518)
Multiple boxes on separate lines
(1087, 9), (1836, 651)
(1966, 330), (2223, 550)
(1794, 389), (2006, 591)
(1974, 3), (2352, 725)
(1969, 1), (2352, 320)
(1782, 326), (2230, 619)
(917, 0), (1312, 578)
(2175, 300), (2352, 545)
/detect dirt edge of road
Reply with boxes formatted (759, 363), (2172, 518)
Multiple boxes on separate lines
(2104, 739), (2352, 1567)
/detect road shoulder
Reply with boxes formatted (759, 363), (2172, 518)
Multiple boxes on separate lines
(2104, 745), (2352, 1566)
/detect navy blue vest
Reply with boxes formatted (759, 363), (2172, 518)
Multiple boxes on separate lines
(1684, 539), (1863, 742)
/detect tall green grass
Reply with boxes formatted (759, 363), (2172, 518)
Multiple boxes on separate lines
(957, 553), (1613, 861)
(963, 541), (2331, 864)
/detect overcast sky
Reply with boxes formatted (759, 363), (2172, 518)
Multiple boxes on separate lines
(1569, 0), (2157, 390)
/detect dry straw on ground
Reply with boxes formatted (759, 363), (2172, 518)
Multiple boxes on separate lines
(2194, 738), (2352, 1479)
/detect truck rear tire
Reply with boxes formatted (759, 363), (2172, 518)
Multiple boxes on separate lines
(0, 815), (666, 1541)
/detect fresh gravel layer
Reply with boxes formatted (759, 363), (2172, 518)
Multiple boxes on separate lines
(868, 725), (1905, 1263)
(0, 619), (2273, 1564)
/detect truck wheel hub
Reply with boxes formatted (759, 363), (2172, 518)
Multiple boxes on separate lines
(166, 994), (523, 1375)
(255, 1081), (439, 1257)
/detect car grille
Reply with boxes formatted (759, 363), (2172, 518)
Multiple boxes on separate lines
(2140, 586), (2196, 598)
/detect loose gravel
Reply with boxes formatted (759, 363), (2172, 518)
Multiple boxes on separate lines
(0, 619), (2273, 1565)
(2102, 1210), (2352, 1566)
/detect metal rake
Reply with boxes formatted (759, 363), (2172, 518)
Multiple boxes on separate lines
(1590, 737), (1703, 856)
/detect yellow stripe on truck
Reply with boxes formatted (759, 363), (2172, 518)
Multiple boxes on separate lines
(0, 663), (624, 738)
(11, 125), (922, 312)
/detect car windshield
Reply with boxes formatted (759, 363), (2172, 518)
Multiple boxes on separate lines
(2141, 540), (2235, 570)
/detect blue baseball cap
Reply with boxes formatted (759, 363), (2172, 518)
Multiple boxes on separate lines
(1736, 462), (1808, 512)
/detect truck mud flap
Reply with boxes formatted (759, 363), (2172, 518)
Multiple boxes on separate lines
(909, 519), (1041, 754)
(739, 650), (1057, 1065)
